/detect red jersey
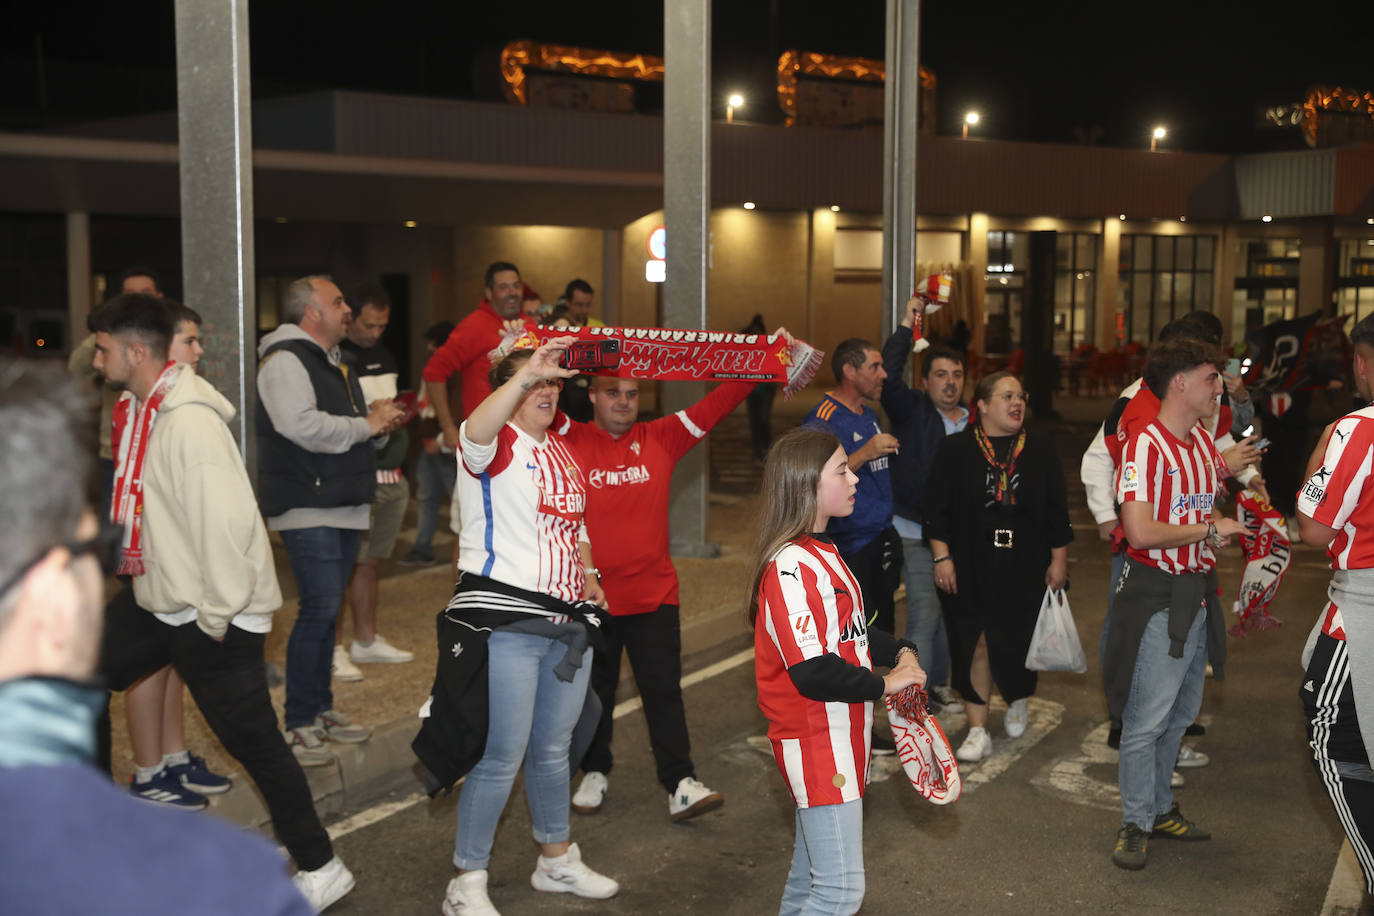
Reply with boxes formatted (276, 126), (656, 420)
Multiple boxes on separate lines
(421, 301), (535, 421)
(457, 421), (588, 604)
(755, 536), (873, 809)
(556, 382), (752, 615)
(1117, 419), (1224, 575)
(1297, 406), (1374, 570)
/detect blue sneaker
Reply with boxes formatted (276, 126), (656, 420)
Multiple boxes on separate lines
(130, 769), (209, 811)
(166, 753), (232, 795)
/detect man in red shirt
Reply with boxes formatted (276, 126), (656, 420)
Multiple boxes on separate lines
(421, 261), (533, 451)
(1296, 313), (1374, 895)
(1105, 338), (1245, 870)
(559, 328), (790, 823)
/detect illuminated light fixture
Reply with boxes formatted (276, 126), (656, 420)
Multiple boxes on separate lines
(1118, 214), (1126, 221)
(35, 338), (46, 348)
(1367, 217), (1374, 225)
(963, 110), (980, 139)
(1150, 125), (1166, 151)
(645, 259), (666, 283)
(727, 92), (744, 122)
(403, 220), (418, 228)
(1261, 214), (1273, 222)
(830, 204), (841, 212)
(1179, 216), (1187, 222)
(743, 201), (757, 210)
(274, 216), (288, 223)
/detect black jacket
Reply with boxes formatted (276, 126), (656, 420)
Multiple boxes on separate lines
(880, 325), (957, 526)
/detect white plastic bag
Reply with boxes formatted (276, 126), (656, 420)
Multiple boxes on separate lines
(1024, 588), (1086, 673)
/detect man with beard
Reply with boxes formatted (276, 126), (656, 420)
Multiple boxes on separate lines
(881, 298), (968, 708)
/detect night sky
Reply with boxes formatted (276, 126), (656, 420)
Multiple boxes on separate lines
(4, 0), (1374, 154)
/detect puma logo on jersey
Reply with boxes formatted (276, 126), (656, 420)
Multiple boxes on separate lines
(1334, 427), (1349, 443)
(779, 568), (800, 581)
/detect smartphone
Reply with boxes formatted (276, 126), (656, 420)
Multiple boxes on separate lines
(1225, 358), (1241, 376)
(560, 339), (622, 372)
(1254, 437), (1272, 451)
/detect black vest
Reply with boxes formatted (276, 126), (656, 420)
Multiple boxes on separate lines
(255, 338), (376, 517)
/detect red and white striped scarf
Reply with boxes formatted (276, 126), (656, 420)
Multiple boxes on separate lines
(110, 361), (182, 576)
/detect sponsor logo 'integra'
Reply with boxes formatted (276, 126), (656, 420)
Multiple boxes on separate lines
(1170, 492), (1214, 517)
(588, 464), (652, 489)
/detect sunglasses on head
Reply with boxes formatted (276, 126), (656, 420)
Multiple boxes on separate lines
(0, 519), (124, 599)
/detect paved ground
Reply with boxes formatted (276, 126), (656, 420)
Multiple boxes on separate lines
(317, 410), (1350, 915)
(104, 396), (1361, 913)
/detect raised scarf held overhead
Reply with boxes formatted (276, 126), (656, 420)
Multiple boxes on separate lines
(974, 425), (1025, 506)
(506, 326), (825, 399)
(110, 361), (182, 576)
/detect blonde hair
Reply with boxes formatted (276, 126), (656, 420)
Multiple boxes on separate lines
(746, 427), (842, 624)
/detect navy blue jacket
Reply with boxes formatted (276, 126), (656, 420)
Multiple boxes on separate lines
(880, 324), (954, 527)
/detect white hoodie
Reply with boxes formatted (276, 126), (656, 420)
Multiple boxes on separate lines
(132, 369), (282, 639)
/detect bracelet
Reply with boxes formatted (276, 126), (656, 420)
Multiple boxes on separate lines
(1204, 522), (1224, 550)
(585, 567), (600, 579)
(932, 555), (951, 564)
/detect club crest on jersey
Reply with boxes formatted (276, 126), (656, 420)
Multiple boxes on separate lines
(1170, 492), (1214, 517)
(630, 440), (641, 455)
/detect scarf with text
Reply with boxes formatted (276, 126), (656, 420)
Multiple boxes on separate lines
(974, 425), (1026, 506)
(500, 325), (824, 399)
(110, 361), (182, 576)
(886, 684), (961, 805)
(1229, 488), (1290, 636)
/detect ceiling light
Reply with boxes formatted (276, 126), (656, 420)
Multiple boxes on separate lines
(1261, 215), (1273, 222)
(830, 205), (841, 212)
(743, 201), (756, 210)
(1118, 214), (1126, 221)
(403, 220), (418, 228)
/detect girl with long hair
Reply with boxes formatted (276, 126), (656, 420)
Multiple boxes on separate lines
(750, 427), (925, 915)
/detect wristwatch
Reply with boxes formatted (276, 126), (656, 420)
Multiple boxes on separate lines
(1204, 522), (1224, 550)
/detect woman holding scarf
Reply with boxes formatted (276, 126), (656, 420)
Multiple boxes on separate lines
(923, 372), (1072, 762)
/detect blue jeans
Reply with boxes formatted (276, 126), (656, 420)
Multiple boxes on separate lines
(279, 526), (360, 730)
(413, 450), (456, 558)
(1118, 606), (1207, 829)
(900, 537), (949, 687)
(780, 798), (865, 916)
(454, 630), (592, 870)
(1100, 549), (1126, 667)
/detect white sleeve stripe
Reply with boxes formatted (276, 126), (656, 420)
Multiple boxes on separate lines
(780, 738), (809, 807)
(1332, 445), (1374, 535)
(675, 409), (707, 439)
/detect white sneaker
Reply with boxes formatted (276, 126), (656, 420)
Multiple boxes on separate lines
(285, 726), (334, 768)
(1005, 698), (1028, 738)
(1171, 769), (1185, 788)
(571, 771), (608, 815)
(956, 726), (992, 762)
(529, 842), (618, 899)
(350, 634), (414, 664)
(315, 709), (371, 744)
(331, 645), (363, 682)
(442, 870), (500, 916)
(1176, 744), (1210, 768)
(292, 856), (355, 912)
(668, 776), (724, 822)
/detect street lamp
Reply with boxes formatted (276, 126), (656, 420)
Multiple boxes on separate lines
(963, 110), (980, 139)
(727, 93), (744, 123)
(1150, 125), (1166, 152)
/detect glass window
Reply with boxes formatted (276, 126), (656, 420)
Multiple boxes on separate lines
(1156, 237), (1175, 271)
(1132, 274), (1152, 339)
(1134, 236), (1153, 271)
(1055, 235), (1072, 270)
(1118, 239), (1132, 272)
(1196, 236), (1214, 270)
(1177, 237), (1195, 272)
(1196, 273), (1213, 310)
(1076, 234), (1097, 270)
(1174, 272), (1193, 310)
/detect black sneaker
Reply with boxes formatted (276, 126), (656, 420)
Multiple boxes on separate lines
(1185, 722), (1206, 737)
(1112, 824), (1149, 870)
(1107, 724), (1121, 750)
(396, 550), (435, 567)
(1151, 804), (1211, 841)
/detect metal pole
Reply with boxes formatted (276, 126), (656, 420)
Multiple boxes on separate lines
(663, 0), (717, 558)
(65, 211), (90, 346)
(173, 0), (256, 464)
(881, 0), (920, 340)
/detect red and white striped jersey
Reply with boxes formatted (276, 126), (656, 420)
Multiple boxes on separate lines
(755, 535), (873, 809)
(1296, 406), (1374, 570)
(457, 421), (588, 603)
(1117, 419), (1224, 574)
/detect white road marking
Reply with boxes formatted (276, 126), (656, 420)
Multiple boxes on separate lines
(1321, 839), (1366, 915)
(322, 647), (756, 842)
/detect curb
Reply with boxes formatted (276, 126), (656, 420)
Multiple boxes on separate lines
(204, 716), (424, 837)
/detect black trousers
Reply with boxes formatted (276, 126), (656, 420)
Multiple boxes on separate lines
(840, 527), (900, 636)
(1303, 630), (1374, 893)
(99, 586), (334, 871)
(580, 604), (695, 794)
